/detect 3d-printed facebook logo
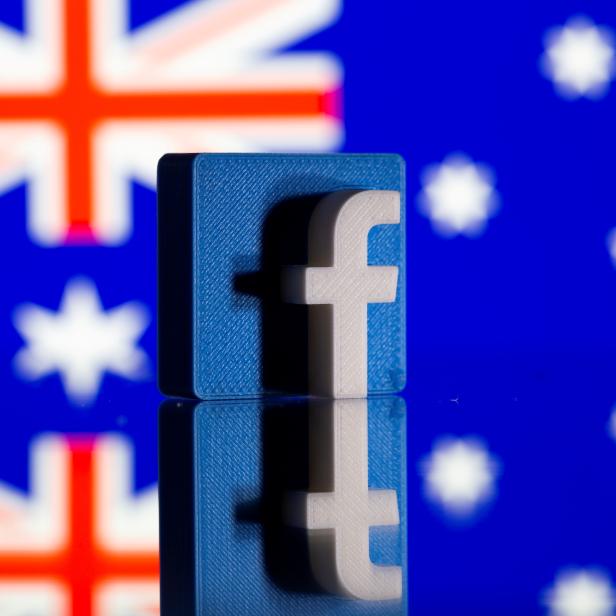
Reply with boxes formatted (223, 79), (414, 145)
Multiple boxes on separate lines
(157, 154), (407, 614)
(158, 154), (406, 399)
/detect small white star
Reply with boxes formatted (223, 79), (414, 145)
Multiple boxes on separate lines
(607, 404), (616, 441)
(606, 228), (616, 267)
(421, 437), (498, 517)
(13, 278), (150, 405)
(541, 17), (616, 99)
(418, 154), (499, 237)
(546, 569), (616, 616)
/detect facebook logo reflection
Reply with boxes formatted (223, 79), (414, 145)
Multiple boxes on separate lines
(159, 397), (407, 616)
(286, 399), (402, 601)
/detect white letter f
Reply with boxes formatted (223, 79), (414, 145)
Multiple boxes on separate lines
(283, 190), (400, 398)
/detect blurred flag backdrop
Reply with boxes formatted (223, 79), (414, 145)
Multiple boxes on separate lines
(1, 0), (616, 614)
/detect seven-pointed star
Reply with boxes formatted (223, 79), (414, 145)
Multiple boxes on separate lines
(547, 570), (616, 616)
(13, 277), (150, 405)
(542, 17), (616, 98)
(421, 437), (498, 516)
(418, 155), (499, 238)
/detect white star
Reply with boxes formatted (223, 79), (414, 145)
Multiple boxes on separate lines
(606, 403), (616, 442)
(609, 405), (616, 439)
(418, 154), (499, 237)
(542, 17), (616, 99)
(546, 569), (616, 616)
(421, 437), (498, 517)
(606, 228), (616, 267)
(13, 278), (150, 405)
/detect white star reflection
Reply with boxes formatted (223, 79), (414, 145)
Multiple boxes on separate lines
(546, 569), (616, 616)
(420, 436), (499, 518)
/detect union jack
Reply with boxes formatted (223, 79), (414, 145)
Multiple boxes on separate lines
(0, 0), (343, 246)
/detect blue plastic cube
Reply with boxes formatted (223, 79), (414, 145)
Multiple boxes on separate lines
(157, 154), (406, 399)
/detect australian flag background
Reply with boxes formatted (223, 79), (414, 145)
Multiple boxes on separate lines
(0, 0), (615, 614)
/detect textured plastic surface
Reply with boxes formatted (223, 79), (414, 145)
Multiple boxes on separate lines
(158, 397), (407, 616)
(283, 191), (400, 398)
(157, 154), (406, 399)
(285, 399), (402, 600)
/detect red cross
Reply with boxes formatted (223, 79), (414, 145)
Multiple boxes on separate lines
(0, 438), (159, 615)
(0, 0), (339, 242)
